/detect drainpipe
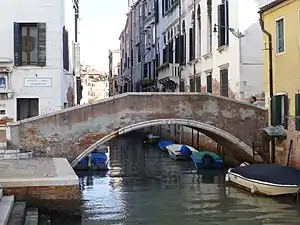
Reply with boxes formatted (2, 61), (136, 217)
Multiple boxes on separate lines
(259, 12), (275, 164)
(178, 0), (182, 92)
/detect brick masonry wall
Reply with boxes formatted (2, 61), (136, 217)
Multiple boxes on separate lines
(275, 117), (300, 168)
(9, 93), (267, 162)
(3, 185), (81, 216)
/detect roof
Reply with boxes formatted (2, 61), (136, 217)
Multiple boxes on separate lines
(258, 0), (287, 13)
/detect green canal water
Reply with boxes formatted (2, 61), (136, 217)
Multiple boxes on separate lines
(53, 134), (300, 225)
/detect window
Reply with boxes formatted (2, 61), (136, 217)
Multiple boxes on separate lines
(207, 0), (212, 53)
(220, 68), (228, 97)
(17, 98), (39, 121)
(195, 76), (201, 92)
(14, 22), (46, 66)
(206, 73), (212, 93)
(0, 110), (5, 115)
(272, 94), (288, 129)
(179, 79), (185, 92)
(189, 77), (195, 92)
(275, 18), (284, 53)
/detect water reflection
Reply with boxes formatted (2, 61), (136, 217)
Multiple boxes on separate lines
(77, 134), (300, 225)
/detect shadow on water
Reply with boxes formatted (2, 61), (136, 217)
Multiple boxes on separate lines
(52, 133), (300, 224)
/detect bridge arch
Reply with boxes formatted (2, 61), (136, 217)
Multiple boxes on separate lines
(71, 118), (261, 168)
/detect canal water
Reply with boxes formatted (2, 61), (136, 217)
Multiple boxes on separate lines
(55, 133), (300, 225)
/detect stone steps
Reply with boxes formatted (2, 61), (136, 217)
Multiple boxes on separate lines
(0, 194), (14, 225)
(0, 149), (33, 160)
(24, 208), (38, 225)
(7, 202), (27, 225)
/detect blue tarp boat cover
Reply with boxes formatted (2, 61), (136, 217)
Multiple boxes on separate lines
(158, 140), (174, 148)
(180, 145), (192, 156)
(231, 164), (300, 185)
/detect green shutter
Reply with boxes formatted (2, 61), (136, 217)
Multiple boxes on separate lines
(13, 22), (22, 66)
(295, 94), (300, 130)
(37, 23), (46, 67)
(272, 95), (282, 126)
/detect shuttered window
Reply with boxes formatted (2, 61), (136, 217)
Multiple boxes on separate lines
(189, 77), (195, 92)
(14, 22), (47, 67)
(206, 74), (212, 93)
(189, 27), (195, 61)
(168, 39), (173, 63)
(272, 94), (288, 129)
(63, 26), (69, 71)
(195, 76), (201, 92)
(220, 68), (228, 97)
(217, 4), (226, 47)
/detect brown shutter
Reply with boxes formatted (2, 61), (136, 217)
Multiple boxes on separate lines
(37, 23), (47, 67)
(14, 22), (22, 66)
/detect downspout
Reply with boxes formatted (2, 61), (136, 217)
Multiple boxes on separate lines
(259, 12), (275, 164)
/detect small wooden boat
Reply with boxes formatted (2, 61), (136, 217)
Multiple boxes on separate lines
(225, 164), (300, 196)
(144, 134), (160, 144)
(191, 151), (223, 170)
(166, 144), (197, 160)
(158, 140), (174, 151)
(75, 146), (109, 171)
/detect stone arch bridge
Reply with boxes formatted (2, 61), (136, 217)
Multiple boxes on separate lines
(8, 93), (266, 165)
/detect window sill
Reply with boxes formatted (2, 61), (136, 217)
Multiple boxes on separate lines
(14, 65), (43, 70)
(203, 53), (212, 60)
(275, 51), (285, 56)
(217, 45), (228, 53)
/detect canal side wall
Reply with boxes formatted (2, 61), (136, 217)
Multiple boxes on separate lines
(0, 158), (81, 216)
(7, 93), (266, 162)
(3, 185), (81, 216)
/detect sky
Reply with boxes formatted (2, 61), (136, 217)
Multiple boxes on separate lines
(66, 0), (128, 72)
(64, 0), (274, 73)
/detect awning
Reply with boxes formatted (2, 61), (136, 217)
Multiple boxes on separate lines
(261, 125), (287, 141)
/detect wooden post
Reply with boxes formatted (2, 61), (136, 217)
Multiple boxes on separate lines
(197, 131), (200, 149)
(191, 129), (194, 146)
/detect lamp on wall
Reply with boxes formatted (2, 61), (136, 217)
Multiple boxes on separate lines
(213, 24), (245, 38)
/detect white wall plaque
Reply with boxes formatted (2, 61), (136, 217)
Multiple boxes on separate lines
(24, 78), (52, 87)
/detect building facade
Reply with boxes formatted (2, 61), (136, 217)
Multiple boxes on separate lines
(118, 0), (157, 93)
(108, 50), (121, 96)
(119, 0), (265, 99)
(80, 65), (109, 104)
(0, 0), (75, 121)
(260, 0), (300, 167)
(156, 0), (265, 98)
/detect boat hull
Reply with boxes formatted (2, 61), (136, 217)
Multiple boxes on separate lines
(193, 160), (223, 170)
(226, 170), (300, 196)
(167, 149), (187, 160)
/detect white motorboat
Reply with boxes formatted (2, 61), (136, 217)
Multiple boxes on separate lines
(166, 144), (197, 160)
(225, 164), (300, 196)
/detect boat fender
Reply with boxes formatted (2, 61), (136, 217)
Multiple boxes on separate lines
(251, 185), (257, 194)
(225, 173), (230, 182)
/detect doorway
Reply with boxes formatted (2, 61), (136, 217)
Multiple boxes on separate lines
(16, 98), (39, 121)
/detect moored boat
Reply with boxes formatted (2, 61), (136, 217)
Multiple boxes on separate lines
(75, 146), (109, 171)
(166, 144), (197, 160)
(191, 151), (223, 170)
(225, 164), (300, 196)
(158, 140), (174, 151)
(144, 134), (160, 144)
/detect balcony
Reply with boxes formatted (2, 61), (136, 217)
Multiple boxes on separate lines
(157, 63), (180, 91)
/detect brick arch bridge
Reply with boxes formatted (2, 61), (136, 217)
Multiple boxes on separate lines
(8, 93), (266, 163)
(71, 118), (260, 167)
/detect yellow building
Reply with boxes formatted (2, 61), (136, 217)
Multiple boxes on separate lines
(260, 0), (300, 167)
